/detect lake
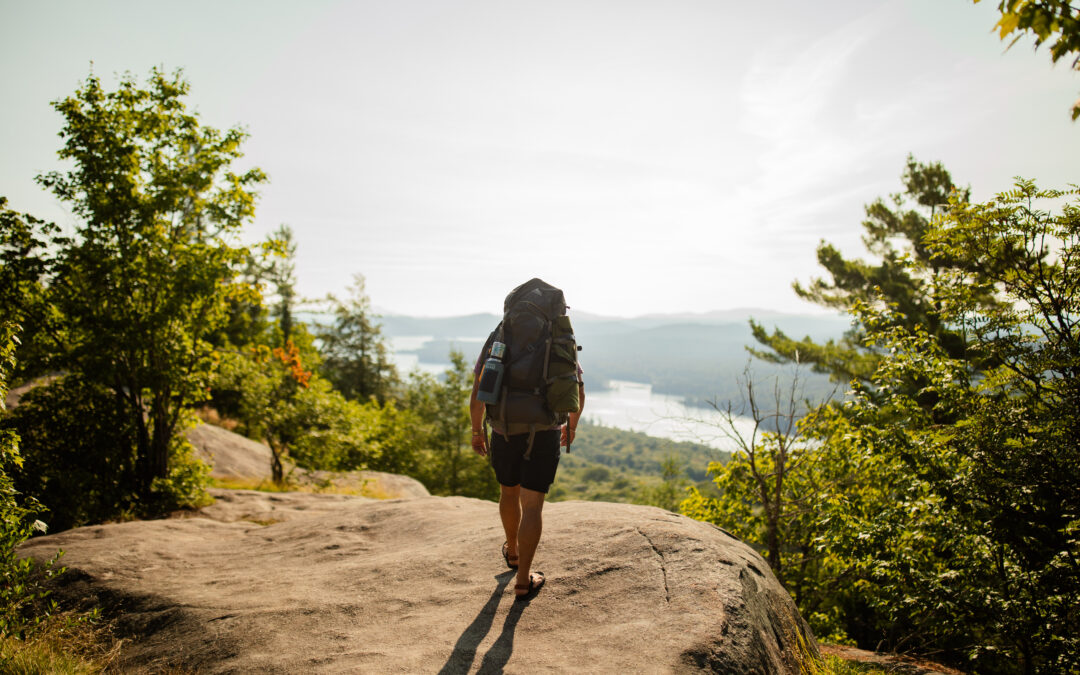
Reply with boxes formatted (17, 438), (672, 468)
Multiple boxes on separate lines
(585, 379), (757, 451)
(389, 337), (756, 451)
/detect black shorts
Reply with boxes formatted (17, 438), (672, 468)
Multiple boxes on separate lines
(490, 429), (561, 493)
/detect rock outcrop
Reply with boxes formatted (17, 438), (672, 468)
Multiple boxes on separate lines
(22, 493), (816, 673)
(186, 422), (430, 499)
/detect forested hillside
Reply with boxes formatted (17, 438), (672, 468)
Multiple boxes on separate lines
(550, 420), (726, 509)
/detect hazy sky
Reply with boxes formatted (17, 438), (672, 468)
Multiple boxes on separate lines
(2, 0), (1078, 317)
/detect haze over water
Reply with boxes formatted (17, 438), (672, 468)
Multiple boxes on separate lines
(390, 337), (755, 451)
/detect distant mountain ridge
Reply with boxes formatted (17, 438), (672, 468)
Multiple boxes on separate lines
(378, 310), (850, 408)
(573, 307), (840, 324)
(376, 309), (848, 338)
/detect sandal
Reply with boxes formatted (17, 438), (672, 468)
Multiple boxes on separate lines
(501, 541), (519, 569)
(514, 572), (545, 601)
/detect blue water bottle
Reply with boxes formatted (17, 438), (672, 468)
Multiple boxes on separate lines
(476, 341), (505, 404)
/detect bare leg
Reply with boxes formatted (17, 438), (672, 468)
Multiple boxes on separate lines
(499, 484), (521, 559)
(515, 487), (545, 593)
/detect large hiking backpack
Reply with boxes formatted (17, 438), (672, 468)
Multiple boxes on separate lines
(482, 278), (581, 455)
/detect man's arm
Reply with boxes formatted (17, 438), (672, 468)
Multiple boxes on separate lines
(562, 383), (585, 447)
(469, 375), (488, 456)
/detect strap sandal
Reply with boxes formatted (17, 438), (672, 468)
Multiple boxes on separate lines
(501, 541), (519, 569)
(514, 572), (545, 601)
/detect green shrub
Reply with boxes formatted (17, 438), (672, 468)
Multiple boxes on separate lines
(0, 428), (65, 639)
(4, 376), (210, 530)
(0, 322), (65, 640)
(150, 428), (213, 513)
(581, 466), (612, 482)
(4, 376), (139, 531)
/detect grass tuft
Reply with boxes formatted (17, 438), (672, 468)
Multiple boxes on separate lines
(209, 475), (393, 499)
(0, 612), (122, 674)
(209, 477), (293, 493)
(809, 654), (890, 674)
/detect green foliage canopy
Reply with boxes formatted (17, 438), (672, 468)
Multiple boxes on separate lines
(750, 156), (983, 393)
(33, 68), (266, 500)
(405, 351), (498, 499)
(319, 274), (400, 405)
(0, 202), (62, 379)
(680, 372), (857, 644)
(702, 160), (1080, 670)
(263, 224), (299, 346)
(812, 182), (1079, 671)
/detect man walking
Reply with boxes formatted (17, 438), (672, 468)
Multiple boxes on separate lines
(469, 280), (584, 600)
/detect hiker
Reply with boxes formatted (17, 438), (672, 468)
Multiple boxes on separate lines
(469, 279), (584, 601)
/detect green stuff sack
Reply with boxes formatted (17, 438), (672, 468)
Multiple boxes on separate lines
(545, 314), (580, 414)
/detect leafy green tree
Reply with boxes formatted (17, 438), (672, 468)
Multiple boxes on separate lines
(33, 68), (265, 501)
(920, 180), (1079, 671)
(210, 248), (271, 354)
(697, 179), (1080, 668)
(802, 181), (1080, 672)
(319, 274), (399, 404)
(680, 368), (858, 643)
(750, 156), (984, 394)
(264, 224), (299, 347)
(3, 195), (211, 528)
(0, 200), (63, 380)
(214, 338), (397, 483)
(218, 340), (314, 482)
(405, 351), (498, 499)
(976, 0), (1080, 119)
(329, 400), (422, 477)
(272, 377), (370, 478)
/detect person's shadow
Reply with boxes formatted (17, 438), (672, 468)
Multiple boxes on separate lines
(438, 570), (529, 674)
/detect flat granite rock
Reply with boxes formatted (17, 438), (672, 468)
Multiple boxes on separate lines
(21, 495), (817, 673)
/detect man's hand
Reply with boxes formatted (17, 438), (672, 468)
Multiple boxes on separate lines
(560, 424), (576, 447)
(471, 431), (488, 457)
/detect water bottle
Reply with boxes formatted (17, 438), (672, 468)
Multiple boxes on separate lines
(476, 341), (505, 404)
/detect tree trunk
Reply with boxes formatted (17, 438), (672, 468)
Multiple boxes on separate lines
(766, 506), (781, 574)
(124, 389), (155, 501)
(269, 441), (285, 484)
(135, 424), (153, 499)
(149, 397), (172, 490)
